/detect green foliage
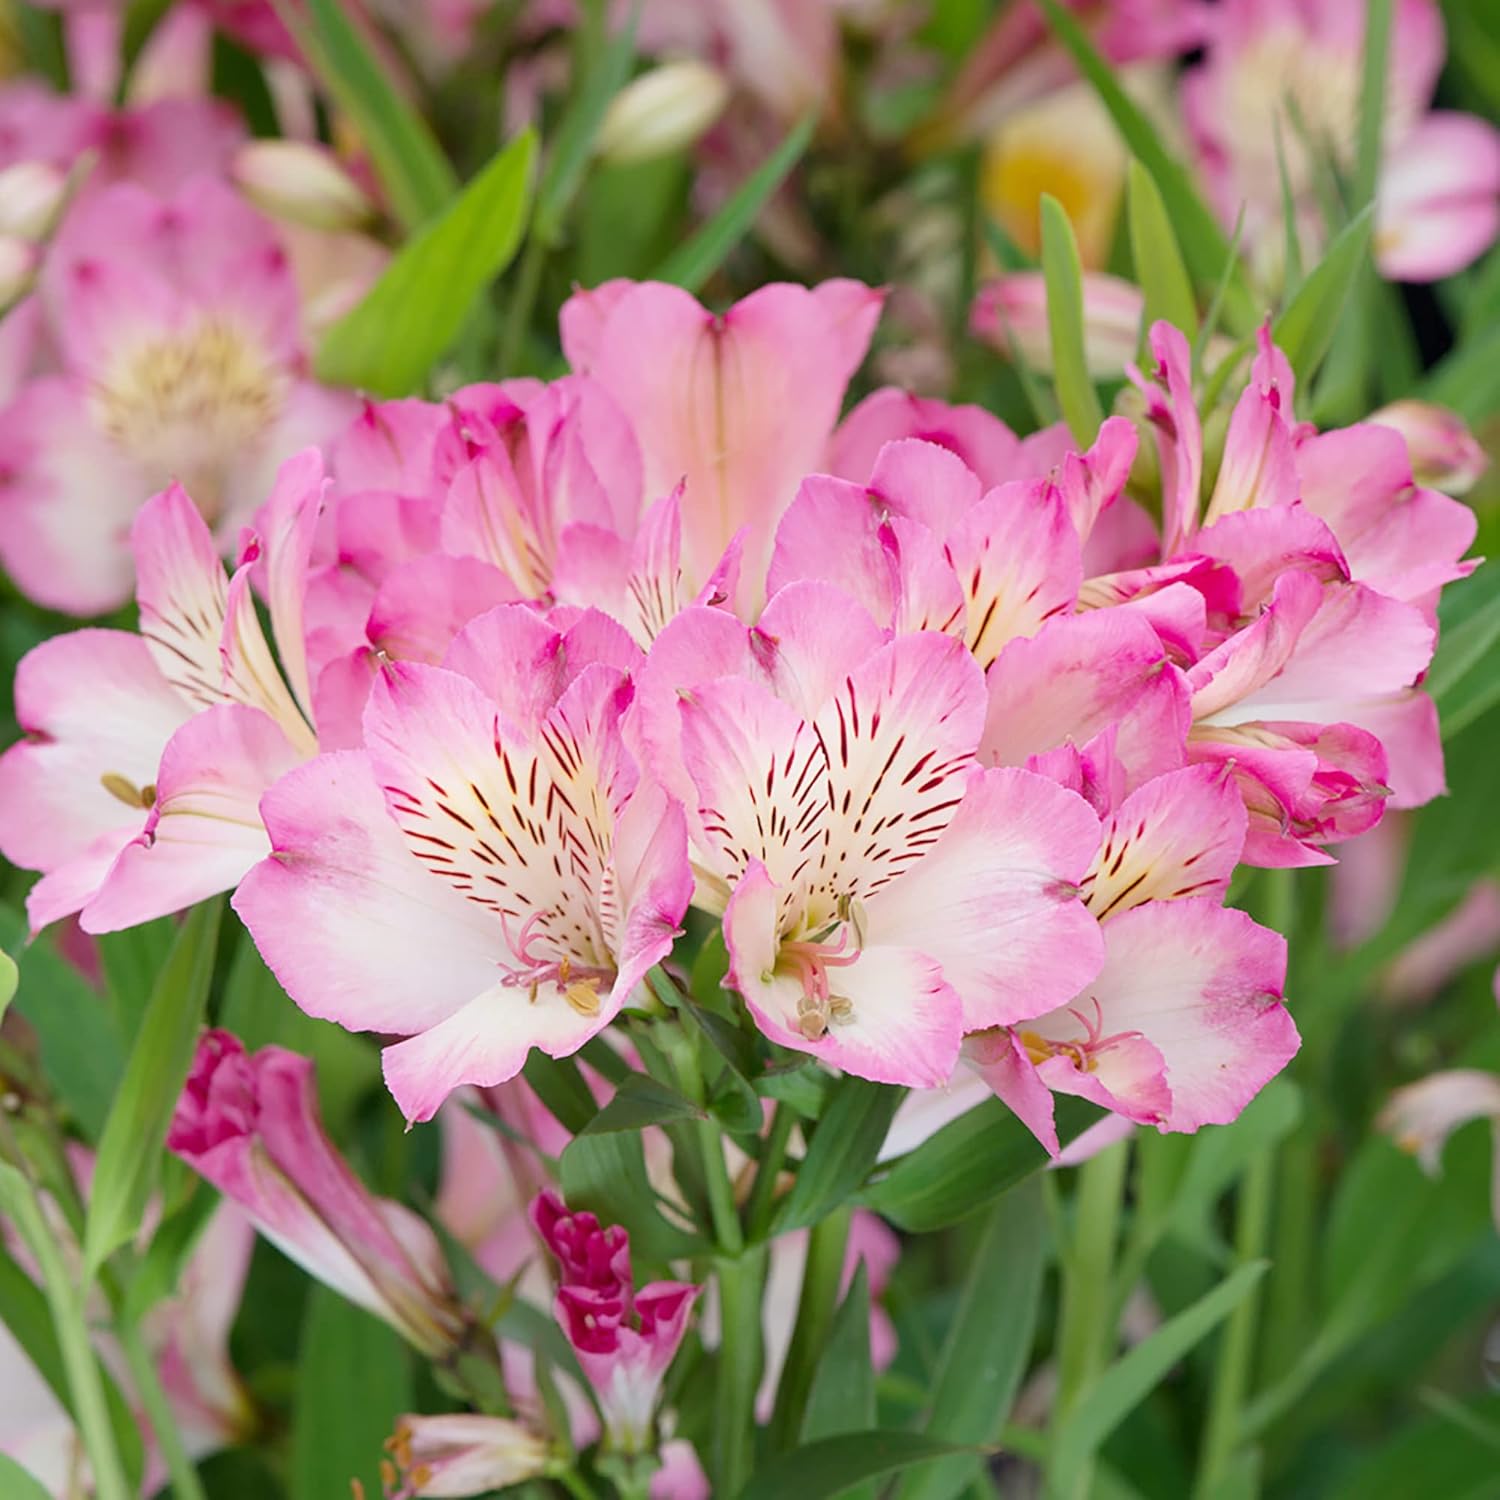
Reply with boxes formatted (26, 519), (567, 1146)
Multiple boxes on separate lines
(316, 130), (536, 395)
(1040, 193), (1106, 445)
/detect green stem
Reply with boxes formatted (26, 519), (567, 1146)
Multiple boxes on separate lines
(712, 1246), (768, 1497)
(1, 1168), (131, 1500)
(744, 1103), (795, 1243)
(1193, 1150), (1274, 1498)
(1048, 1140), (1129, 1500)
(768, 1206), (852, 1452)
(117, 1311), (208, 1500)
(697, 1118), (744, 1254)
(1259, 1134), (1317, 1389)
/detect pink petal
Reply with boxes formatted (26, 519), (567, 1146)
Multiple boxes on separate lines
(232, 751), (504, 1036)
(81, 704), (301, 933)
(828, 388), (1023, 489)
(866, 766), (1105, 1028)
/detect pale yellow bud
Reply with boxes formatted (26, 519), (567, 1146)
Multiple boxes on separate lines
(231, 141), (375, 232)
(0, 162), (67, 241)
(596, 60), (730, 166)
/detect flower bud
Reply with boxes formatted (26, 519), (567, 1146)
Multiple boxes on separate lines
(0, 162), (67, 241)
(532, 1191), (699, 1455)
(231, 140), (375, 231)
(169, 1031), (465, 1357)
(596, 60), (730, 166)
(1370, 399), (1489, 495)
(381, 1413), (551, 1498)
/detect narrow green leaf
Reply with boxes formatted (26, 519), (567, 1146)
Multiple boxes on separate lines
(978, 218), (1060, 429)
(84, 898), (223, 1277)
(803, 1264), (875, 1448)
(1126, 159), (1198, 341)
(534, 7), (639, 242)
(1033, 0), (1259, 334)
(1354, 0), (1394, 211)
(95, 918), (175, 1040)
(772, 1078), (901, 1235)
(1271, 205), (1375, 389)
(558, 1131), (705, 1264)
(1039, 194), (1105, 445)
(316, 130), (537, 396)
(1273, 121), (1305, 297)
(0, 905), (124, 1141)
(0, 1455), (53, 1500)
(290, 1287), (412, 1500)
(863, 1096), (1101, 1233)
(288, 0), (457, 230)
(580, 1072), (705, 1135)
(1327, 1392), (1500, 1500)
(894, 1179), (1048, 1500)
(656, 114), (816, 292)
(1050, 1261), (1270, 1498)
(1429, 567), (1500, 708)
(1421, 321), (1500, 423)
(738, 1432), (981, 1500)
(0, 945), (15, 1025)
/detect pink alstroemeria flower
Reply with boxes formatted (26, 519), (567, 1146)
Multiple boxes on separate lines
(560, 278), (883, 612)
(1184, 0), (1500, 283)
(532, 1191), (700, 1457)
(0, 175), (353, 613)
(169, 1030), (466, 1356)
(0, 454), (325, 933)
(234, 603), (695, 1122)
(637, 583), (1104, 1087)
(968, 763), (1298, 1148)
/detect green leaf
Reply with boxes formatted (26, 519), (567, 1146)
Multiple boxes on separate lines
(95, 918), (176, 1041)
(0, 1454), (53, 1500)
(1271, 205), (1375, 389)
(1354, 0), (1394, 211)
(1039, 194), (1105, 446)
(84, 898), (223, 1277)
(0, 905), (124, 1141)
(287, 0), (457, 230)
(772, 1078), (901, 1235)
(1326, 1392), (1500, 1500)
(558, 1130), (705, 1264)
(290, 1286), (412, 1500)
(524, 1051), (601, 1134)
(0, 944), (15, 1025)
(1421, 321), (1500, 423)
(737, 1432), (981, 1500)
(1033, 0), (1258, 335)
(894, 1179), (1048, 1500)
(580, 1072), (705, 1134)
(655, 113), (816, 292)
(1428, 568), (1500, 741)
(803, 1264), (875, 1450)
(1049, 1260), (1269, 1498)
(1126, 159), (1198, 342)
(315, 129), (537, 396)
(533, 8), (639, 244)
(863, 1096), (1101, 1233)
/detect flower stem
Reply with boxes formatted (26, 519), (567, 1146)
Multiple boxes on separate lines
(1048, 1140), (1129, 1500)
(698, 1117), (744, 1254)
(117, 1310), (209, 1500)
(1193, 1148), (1274, 1498)
(712, 1246), (768, 1497)
(768, 1205), (852, 1452)
(744, 1102), (795, 1243)
(0, 1163), (131, 1500)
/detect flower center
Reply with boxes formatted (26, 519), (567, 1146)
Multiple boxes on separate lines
(92, 317), (286, 521)
(777, 914), (863, 1041)
(496, 911), (614, 1015)
(1017, 998), (1141, 1074)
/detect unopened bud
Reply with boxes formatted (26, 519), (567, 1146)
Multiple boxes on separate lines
(0, 236), (38, 310)
(0, 162), (67, 241)
(232, 140), (375, 232)
(596, 60), (730, 165)
(1370, 399), (1489, 496)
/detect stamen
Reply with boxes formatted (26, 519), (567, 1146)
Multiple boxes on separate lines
(101, 772), (155, 809)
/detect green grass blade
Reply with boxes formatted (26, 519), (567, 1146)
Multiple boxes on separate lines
(1127, 158), (1199, 341)
(1354, 0), (1394, 210)
(1040, 194), (1105, 445)
(1271, 204), (1375, 388)
(655, 113), (816, 292)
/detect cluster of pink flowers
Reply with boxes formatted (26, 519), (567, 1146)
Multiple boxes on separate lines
(1, 269), (1475, 1156)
